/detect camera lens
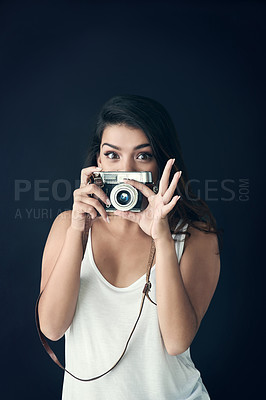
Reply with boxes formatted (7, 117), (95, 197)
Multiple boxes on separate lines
(116, 190), (131, 205)
(110, 183), (138, 211)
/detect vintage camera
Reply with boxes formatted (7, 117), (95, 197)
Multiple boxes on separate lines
(88, 171), (158, 212)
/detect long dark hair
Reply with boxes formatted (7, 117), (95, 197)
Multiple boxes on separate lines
(84, 94), (223, 254)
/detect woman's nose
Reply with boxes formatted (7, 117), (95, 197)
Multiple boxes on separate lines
(119, 158), (136, 172)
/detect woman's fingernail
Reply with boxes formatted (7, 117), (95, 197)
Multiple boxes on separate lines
(179, 170), (182, 177)
(96, 167), (102, 170)
(172, 158), (175, 165)
(106, 216), (110, 223)
(106, 198), (111, 206)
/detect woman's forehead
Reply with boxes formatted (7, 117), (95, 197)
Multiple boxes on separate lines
(101, 125), (150, 147)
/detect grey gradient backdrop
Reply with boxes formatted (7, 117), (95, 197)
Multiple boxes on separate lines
(1, 1), (264, 399)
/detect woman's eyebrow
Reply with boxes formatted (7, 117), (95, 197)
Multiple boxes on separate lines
(102, 143), (151, 150)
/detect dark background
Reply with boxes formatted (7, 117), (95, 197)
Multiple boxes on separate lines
(1, 0), (264, 399)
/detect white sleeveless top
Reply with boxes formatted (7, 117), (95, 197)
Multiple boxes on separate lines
(62, 221), (210, 400)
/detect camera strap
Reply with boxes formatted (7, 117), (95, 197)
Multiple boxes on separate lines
(35, 223), (157, 382)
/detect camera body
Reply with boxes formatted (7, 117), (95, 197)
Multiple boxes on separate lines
(88, 171), (157, 212)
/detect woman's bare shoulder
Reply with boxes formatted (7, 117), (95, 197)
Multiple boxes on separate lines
(44, 209), (73, 251)
(188, 220), (214, 231)
(184, 221), (218, 253)
(42, 210), (73, 264)
(40, 210), (73, 292)
(55, 209), (72, 224)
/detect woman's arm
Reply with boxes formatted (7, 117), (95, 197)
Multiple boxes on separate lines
(38, 165), (110, 341)
(155, 222), (220, 356)
(38, 210), (84, 341)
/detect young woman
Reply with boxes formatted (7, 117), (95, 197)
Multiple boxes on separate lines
(38, 94), (222, 399)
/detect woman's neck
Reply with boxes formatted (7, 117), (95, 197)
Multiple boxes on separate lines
(101, 213), (147, 239)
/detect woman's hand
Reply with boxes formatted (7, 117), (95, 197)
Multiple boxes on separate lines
(71, 166), (111, 232)
(113, 159), (182, 240)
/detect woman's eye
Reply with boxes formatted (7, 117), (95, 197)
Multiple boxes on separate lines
(103, 152), (118, 159)
(137, 152), (153, 160)
(103, 152), (153, 161)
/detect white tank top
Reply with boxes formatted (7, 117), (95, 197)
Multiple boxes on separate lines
(62, 220), (210, 400)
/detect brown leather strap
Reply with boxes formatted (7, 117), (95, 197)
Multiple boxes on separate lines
(35, 230), (156, 382)
(143, 239), (157, 306)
